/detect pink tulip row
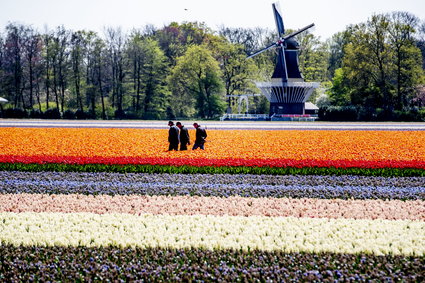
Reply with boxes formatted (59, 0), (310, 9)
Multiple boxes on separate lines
(1, 193), (423, 221)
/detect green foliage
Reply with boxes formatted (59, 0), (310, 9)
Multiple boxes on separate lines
(335, 12), (424, 111)
(168, 45), (225, 118)
(327, 32), (347, 80)
(2, 108), (27, 118)
(214, 41), (258, 94)
(251, 95), (270, 114)
(126, 34), (170, 119)
(155, 22), (214, 65)
(0, 163), (423, 177)
(328, 68), (351, 106)
(318, 105), (357, 121)
(297, 31), (330, 82)
(318, 105), (424, 121)
(1, 12), (423, 121)
(43, 108), (61, 119)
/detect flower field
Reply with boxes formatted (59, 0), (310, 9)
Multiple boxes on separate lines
(0, 125), (424, 281)
(1, 127), (425, 170)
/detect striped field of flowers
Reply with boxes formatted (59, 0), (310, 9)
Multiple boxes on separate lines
(0, 127), (424, 169)
(0, 126), (424, 281)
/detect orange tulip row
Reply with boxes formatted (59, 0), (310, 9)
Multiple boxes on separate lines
(0, 127), (424, 167)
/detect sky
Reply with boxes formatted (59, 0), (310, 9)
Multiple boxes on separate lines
(1, 0), (424, 40)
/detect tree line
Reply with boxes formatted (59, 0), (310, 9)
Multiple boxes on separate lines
(322, 12), (425, 121)
(0, 11), (424, 120)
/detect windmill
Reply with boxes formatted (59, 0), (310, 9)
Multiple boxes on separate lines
(249, 2), (319, 116)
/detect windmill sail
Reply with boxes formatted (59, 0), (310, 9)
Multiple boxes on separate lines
(273, 3), (285, 36)
(272, 3), (288, 81)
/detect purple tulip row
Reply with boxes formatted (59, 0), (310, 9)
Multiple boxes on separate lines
(1, 171), (423, 200)
(1, 245), (423, 282)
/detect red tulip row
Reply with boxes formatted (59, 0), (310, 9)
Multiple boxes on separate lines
(1, 154), (424, 169)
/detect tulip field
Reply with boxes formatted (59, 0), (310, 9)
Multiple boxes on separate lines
(0, 123), (424, 281)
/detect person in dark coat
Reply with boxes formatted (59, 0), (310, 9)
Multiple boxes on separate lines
(192, 122), (207, 150)
(168, 121), (179, 151)
(176, 122), (190, 151)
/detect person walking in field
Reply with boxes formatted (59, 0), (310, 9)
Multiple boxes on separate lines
(192, 122), (207, 150)
(176, 122), (190, 151)
(168, 121), (179, 151)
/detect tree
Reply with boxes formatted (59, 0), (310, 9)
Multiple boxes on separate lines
(168, 45), (225, 118)
(328, 68), (350, 106)
(3, 23), (25, 108)
(22, 26), (42, 110)
(327, 32), (347, 80)
(84, 31), (104, 117)
(126, 32), (169, 119)
(296, 31), (330, 82)
(156, 22), (211, 66)
(50, 26), (70, 111)
(218, 26), (271, 56)
(105, 27), (126, 115)
(342, 15), (393, 109)
(91, 37), (107, 119)
(0, 34), (5, 99)
(337, 13), (424, 111)
(126, 31), (144, 113)
(413, 85), (425, 107)
(139, 38), (169, 119)
(42, 30), (52, 109)
(70, 30), (86, 112)
(417, 21), (425, 69)
(213, 40), (258, 111)
(388, 12), (422, 110)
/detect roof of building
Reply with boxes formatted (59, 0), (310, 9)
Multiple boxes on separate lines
(305, 102), (319, 110)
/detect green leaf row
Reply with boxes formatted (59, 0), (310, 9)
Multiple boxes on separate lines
(0, 162), (424, 177)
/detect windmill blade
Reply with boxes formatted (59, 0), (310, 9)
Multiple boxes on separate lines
(283, 23), (315, 40)
(272, 3), (285, 36)
(247, 42), (278, 59)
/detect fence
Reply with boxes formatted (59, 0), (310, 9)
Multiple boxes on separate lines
(219, 114), (270, 121)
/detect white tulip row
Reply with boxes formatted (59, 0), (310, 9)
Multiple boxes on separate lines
(1, 212), (423, 256)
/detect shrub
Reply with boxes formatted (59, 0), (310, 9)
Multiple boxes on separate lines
(357, 107), (377, 121)
(95, 107), (114, 120)
(3, 108), (27, 118)
(122, 111), (139, 120)
(62, 110), (76, 120)
(393, 109), (421, 122)
(29, 109), (43, 118)
(114, 109), (126, 119)
(143, 111), (162, 120)
(419, 109), (425, 121)
(75, 109), (94, 120)
(43, 108), (61, 119)
(318, 106), (357, 121)
(320, 106), (425, 122)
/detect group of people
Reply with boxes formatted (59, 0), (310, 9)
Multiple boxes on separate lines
(168, 121), (208, 151)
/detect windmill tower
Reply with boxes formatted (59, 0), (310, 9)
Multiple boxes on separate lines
(248, 2), (319, 116)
